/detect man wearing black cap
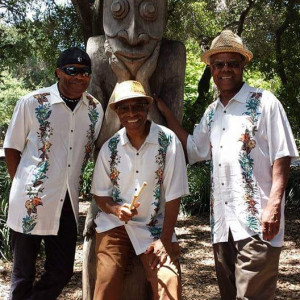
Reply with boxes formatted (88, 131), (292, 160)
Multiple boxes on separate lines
(4, 47), (103, 300)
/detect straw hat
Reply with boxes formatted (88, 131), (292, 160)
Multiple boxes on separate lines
(110, 80), (153, 111)
(201, 30), (253, 65)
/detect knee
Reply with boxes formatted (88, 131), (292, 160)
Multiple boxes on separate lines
(158, 267), (180, 287)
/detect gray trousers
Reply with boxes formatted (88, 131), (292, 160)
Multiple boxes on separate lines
(213, 231), (282, 300)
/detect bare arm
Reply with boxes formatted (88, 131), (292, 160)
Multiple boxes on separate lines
(94, 195), (139, 223)
(156, 97), (189, 159)
(145, 198), (181, 269)
(4, 148), (22, 180)
(261, 156), (291, 241)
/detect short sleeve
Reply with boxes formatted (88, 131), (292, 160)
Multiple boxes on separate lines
(3, 98), (32, 152)
(187, 109), (212, 165)
(163, 134), (189, 202)
(91, 145), (113, 197)
(264, 94), (299, 165)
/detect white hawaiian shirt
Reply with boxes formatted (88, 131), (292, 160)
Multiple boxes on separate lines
(4, 83), (103, 235)
(91, 121), (189, 255)
(187, 83), (299, 247)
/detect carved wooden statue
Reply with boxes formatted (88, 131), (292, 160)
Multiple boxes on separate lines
(83, 1), (186, 299)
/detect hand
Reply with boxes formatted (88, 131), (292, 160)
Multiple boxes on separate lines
(136, 41), (161, 85)
(104, 40), (131, 83)
(154, 96), (172, 117)
(144, 238), (172, 270)
(116, 202), (140, 223)
(261, 203), (281, 241)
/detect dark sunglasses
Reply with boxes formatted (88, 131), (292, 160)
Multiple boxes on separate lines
(116, 102), (149, 114)
(60, 65), (92, 77)
(212, 60), (242, 70)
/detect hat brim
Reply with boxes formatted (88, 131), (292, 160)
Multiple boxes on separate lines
(110, 95), (153, 111)
(201, 48), (253, 65)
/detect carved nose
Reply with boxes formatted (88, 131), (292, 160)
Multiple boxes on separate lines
(117, 30), (150, 47)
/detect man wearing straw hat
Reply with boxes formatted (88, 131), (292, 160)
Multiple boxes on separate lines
(156, 30), (299, 299)
(91, 80), (189, 300)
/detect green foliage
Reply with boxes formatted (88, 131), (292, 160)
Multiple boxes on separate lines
(0, 161), (12, 261)
(182, 40), (214, 133)
(286, 166), (300, 211)
(80, 160), (95, 200)
(181, 162), (211, 216)
(0, 71), (30, 127)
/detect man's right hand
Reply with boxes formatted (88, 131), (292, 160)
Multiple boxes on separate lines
(154, 96), (172, 118)
(116, 202), (140, 223)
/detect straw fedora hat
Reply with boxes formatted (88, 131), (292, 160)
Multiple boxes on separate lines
(201, 30), (253, 65)
(110, 80), (153, 111)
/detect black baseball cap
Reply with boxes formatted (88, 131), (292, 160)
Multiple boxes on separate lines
(57, 47), (91, 68)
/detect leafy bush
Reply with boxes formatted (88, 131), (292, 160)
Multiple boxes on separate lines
(0, 160), (12, 261)
(286, 166), (300, 211)
(80, 160), (95, 201)
(181, 162), (211, 216)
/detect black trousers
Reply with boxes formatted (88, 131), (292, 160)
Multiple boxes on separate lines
(9, 206), (77, 300)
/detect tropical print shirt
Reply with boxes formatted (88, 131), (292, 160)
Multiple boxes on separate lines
(187, 83), (298, 247)
(4, 83), (103, 235)
(91, 122), (189, 255)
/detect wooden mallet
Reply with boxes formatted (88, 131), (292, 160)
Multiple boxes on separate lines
(129, 182), (147, 211)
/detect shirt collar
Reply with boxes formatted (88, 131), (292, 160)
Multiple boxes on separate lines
(49, 83), (88, 106)
(119, 121), (159, 147)
(216, 82), (251, 106)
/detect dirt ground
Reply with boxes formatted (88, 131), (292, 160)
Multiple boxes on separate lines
(0, 201), (299, 300)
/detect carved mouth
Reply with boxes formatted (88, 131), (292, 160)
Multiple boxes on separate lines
(116, 52), (147, 62)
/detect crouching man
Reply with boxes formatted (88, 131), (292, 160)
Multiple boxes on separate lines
(91, 80), (189, 300)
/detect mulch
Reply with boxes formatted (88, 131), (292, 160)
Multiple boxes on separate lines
(0, 202), (299, 299)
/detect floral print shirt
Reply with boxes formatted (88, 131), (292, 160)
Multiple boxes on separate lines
(91, 122), (189, 255)
(187, 83), (298, 247)
(4, 84), (103, 235)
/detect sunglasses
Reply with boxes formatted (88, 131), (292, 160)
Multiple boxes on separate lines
(211, 60), (242, 70)
(60, 65), (92, 77)
(116, 102), (149, 114)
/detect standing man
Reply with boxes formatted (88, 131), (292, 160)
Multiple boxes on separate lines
(157, 30), (299, 299)
(91, 80), (189, 300)
(4, 47), (103, 300)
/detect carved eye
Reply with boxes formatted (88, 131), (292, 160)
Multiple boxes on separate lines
(139, 1), (157, 21)
(111, 0), (129, 20)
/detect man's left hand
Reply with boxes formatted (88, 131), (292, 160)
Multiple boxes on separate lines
(261, 202), (281, 241)
(144, 238), (172, 270)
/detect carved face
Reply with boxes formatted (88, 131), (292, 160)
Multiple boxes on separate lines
(103, 0), (167, 76)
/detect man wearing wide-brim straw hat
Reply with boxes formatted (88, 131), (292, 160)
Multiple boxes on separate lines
(91, 80), (189, 300)
(156, 29), (299, 299)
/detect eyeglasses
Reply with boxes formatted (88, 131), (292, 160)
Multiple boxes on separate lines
(60, 66), (91, 77)
(116, 102), (149, 114)
(211, 61), (242, 70)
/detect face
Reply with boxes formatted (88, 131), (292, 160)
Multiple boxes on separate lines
(115, 98), (150, 131)
(56, 64), (91, 98)
(103, 0), (167, 76)
(210, 52), (246, 96)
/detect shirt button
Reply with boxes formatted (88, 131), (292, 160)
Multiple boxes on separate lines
(224, 110), (227, 113)
(136, 170), (139, 173)
(135, 188), (137, 191)
(136, 153), (139, 156)
(219, 164), (221, 167)
(68, 164), (71, 167)
(223, 128), (225, 131)
(71, 130), (74, 133)
(221, 183), (224, 186)
(225, 202), (228, 205)
(220, 146), (223, 149)
(60, 199), (63, 202)
(70, 147), (72, 150)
